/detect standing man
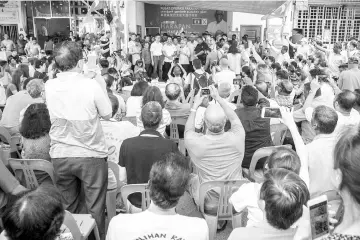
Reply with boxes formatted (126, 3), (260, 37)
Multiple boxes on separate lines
(17, 34), (27, 56)
(187, 33), (198, 73)
(162, 37), (177, 81)
(338, 57), (360, 91)
(128, 33), (141, 68)
(206, 10), (227, 36)
(179, 38), (191, 73)
(45, 41), (112, 240)
(150, 33), (163, 81)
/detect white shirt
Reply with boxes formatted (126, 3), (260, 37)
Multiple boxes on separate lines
(126, 96), (142, 117)
(162, 44), (177, 62)
(101, 119), (140, 190)
(229, 182), (263, 227)
(106, 208), (209, 240)
(179, 46), (190, 65)
(150, 41), (163, 56)
(206, 20), (227, 35)
(227, 53), (242, 75)
(187, 41), (198, 61)
(29, 65), (35, 77)
(214, 69), (236, 92)
(306, 133), (337, 198)
(295, 45), (311, 59)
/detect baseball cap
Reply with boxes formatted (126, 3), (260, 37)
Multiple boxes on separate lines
(348, 57), (359, 64)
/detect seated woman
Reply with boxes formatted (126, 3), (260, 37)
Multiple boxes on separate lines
(1, 186), (65, 240)
(125, 81), (149, 117)
(19, 103), (51, 185)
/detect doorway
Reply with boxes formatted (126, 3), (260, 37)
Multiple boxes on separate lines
(240, 25), (262, 42)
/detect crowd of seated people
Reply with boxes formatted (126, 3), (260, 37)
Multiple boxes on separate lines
(1, 29), (360, 240)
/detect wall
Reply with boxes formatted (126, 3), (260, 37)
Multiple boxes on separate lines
(232, 12), (282, 40)
(136, 1), (145, 37)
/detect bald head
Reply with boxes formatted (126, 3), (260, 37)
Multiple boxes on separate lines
(219, 58), (229, 69)
(218, 82), (231, 99)
(165, 83), (181, 101)
(204, 104), (226, 134)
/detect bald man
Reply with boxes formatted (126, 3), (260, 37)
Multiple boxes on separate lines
(185, 85), (245, 215)
(214, 58), (236, 92)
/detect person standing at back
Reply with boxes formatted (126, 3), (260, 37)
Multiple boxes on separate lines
(338, 57), (360, 91)
(45, 41), (112, 240)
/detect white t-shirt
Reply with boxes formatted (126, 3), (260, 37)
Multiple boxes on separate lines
(206, 20), (227, 35)
(126, 96), (142, 117)
(214, 69), (236, 92)
(106, 209), (209, 240)
(187, 41), (198, 61)
(101, 119), (140, 189)
(45, 72), (111, 158)
(179, 46), (190, 65)
(229, 182), (263, 227)
(162, 44), (177, 63)
(150, 41), (163, 56)
(227, 53), (242, 75)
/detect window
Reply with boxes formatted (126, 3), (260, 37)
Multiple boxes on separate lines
(295, 5), (360, 43)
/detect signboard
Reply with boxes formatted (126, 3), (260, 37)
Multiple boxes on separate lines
(0, 1), (19, 24)
(145, 4), (227, 36)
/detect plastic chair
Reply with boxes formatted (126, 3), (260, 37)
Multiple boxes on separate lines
(62, 210), (100, 240)
(0, 126), (21, 158)
(245, 145), (292, 183)
(169, 116), (188, 155)
(121, 184), (150, 212)
(8, 158), (55, 189)
(270, 123), (288, 146)
(106, 161), (120, 222)
(199, 180), (249, 240)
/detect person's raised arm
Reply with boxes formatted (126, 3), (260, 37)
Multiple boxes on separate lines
(313, 42), (330, 55)
(280, 107), (309, 188)
(303, 77), (321, 111)
(209, 85), (243, 128)
(168, 62), (175, 79)
(269, 40), (281, 54)
(178, 63), (187, 78)
(185, 91), (205, 134)
(250, 46), (265, 65)
(286, 38), (298, 48)
(204, 54), (211, 71)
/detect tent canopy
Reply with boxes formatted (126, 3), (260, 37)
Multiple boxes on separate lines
(136, 0), (286, 15)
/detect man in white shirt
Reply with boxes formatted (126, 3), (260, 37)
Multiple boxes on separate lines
(305, 105), (338, 198)
(206, 10), (227, 35)
(150, 34), (164, 81)
(187, 33), (198, 65)
(214, 58), (236, 92)
(179, 38), (191, 72)
(45, 41), (112, 240)
(288, 37), (311, 59)
(162, 37), (177, 81)
(269, 42), (290, 64)
(106, 152), (209, 240)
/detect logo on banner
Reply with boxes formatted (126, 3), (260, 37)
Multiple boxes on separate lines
(193, 18), (207, 25)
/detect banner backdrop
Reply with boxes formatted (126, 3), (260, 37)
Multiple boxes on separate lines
(145, 3), (227, 36)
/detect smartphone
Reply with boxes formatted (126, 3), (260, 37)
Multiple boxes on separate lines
(201, 88), (210, 96)
(233, 78), (241, 85)
(261, 107), (282, 118)
(308, 195), (330, 240)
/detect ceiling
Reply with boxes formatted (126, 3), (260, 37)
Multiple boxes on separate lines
(136, 0), (286, 15)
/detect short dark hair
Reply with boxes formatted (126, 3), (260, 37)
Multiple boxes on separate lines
(23, 77), (35, 90)
(2, 186), (64, 240)
(290, 61), (298, 69)
(267, 56), (275, 63)
(103, 73), (114, 89)
(141, 101), (163, 129)
(241, 85), (258, 107)
(108, 94), (119, 117)
(276, 70), (289, 80)
(192, 59), (202, 70)
(99, 59), (109, 69)
(312, 105), (338, 134)
(20, 103), (51, 139)
(142, 86), (165, 108)
(335, 90), (356, 112)
(309, 68), (326, 79)
(130, 81), (149, 97)
(54, 41), (83, 72)
(266, 147), (301, 174)
(149, 152), (190, 209)
(11, 69), (23, 91)
(334, 125), (360, 206)
(271, 62), (281, 72)
(34, 59), (45, 69)
(296, 54), (304, 62)
(165, 83), (181, 101)
(108, 67), (118, 77)
(260, 168), (310, 230)
(281, 45), (289, 52)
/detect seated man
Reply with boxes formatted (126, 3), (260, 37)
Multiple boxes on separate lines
(119, 101), (178, 212)
(33, 59), (47, 80)
(100, 95), (140, 191)
(272, 70), (294, 108)
(103, 73), (126, 120)
(164, 83), (190, 138)
(306, 105), (338, 198)
(107, 152), (209, 240)
(185, 85), (245, 214)
(228, 168), (310, 240)
(235, 85), (273, 171)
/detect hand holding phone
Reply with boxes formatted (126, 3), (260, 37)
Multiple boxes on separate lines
(261, 107), (282, 118)
(308, 195), (330, 240)
(200, 88), (210, 96)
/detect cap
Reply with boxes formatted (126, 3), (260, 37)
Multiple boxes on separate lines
(348, 57), (359, 64)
